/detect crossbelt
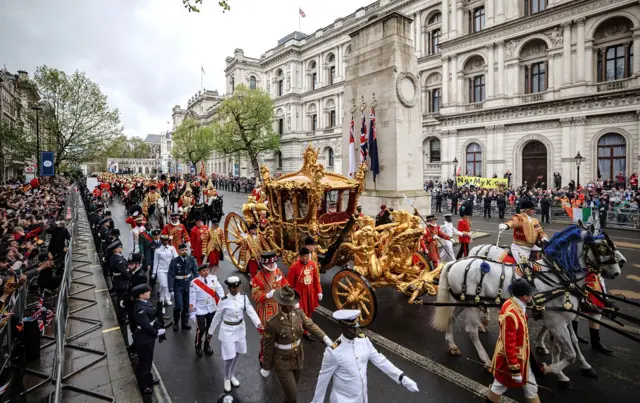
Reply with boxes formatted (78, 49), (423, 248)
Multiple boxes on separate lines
(175, 274), (192, 280)
(223, 319), (243, 326)
(275, 339), (301, 350)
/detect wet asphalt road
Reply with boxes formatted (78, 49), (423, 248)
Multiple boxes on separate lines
(91, 179), (640, 403)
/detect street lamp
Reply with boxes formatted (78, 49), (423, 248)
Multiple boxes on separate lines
(31, 104), (43, 177)
(453, 157), (458, 187)
(575, 151), (583, 187)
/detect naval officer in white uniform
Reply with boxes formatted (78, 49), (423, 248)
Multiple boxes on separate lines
(311, 309), (419, 403)
(208, 276), (263, 393)
(153, 234), (178, 305)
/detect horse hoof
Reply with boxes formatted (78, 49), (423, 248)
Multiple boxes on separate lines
(449, 347), (462, 356)
(535, 346), (550, 355)
(581, 368), (598, 379)
(558, 380), (573, 390)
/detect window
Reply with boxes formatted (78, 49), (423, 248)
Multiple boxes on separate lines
(275, 151), (282, 170)
(524, 0), (546, 16)
(466, 143), (482, 176)
(231, 77), (235, 92)
(525, 62), (547, 93)
(329, 110), (336, 127)
(329, 66), (335, 85)
(426, 13), (442, 55)
(431, 29), (441, 54)
(430, 88), (441, 113)
(597, 44), (634, 82)
(249, 76), (257, 90)
(326, 148), (334, 167)
(428, 13), (441, 24)
(468, 75), (485, 103)
(278, 118), (284, 135)
(278, 80), (283, 96)
(471, 7), (485, 33)
(597, 134), (626, 180)
(312, 114), (317, 131)
(429, 139), (441, 163)
(312, 72), (317, 90)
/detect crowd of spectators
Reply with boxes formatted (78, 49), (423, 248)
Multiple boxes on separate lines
(212, 174), (257, 193)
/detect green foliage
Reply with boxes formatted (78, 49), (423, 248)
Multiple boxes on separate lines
(172, 118), (216, 171)
(0, 119), (33, 160)
(33, 65), (123, 168)
(106, 136), (151, 159)
(182, 0), (230, 12)
(210, 84), (278, 178)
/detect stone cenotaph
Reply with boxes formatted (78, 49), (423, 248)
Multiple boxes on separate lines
(342, 12), (430, 215)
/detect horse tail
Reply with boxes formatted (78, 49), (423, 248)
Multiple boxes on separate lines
(431, 261), (454, 332)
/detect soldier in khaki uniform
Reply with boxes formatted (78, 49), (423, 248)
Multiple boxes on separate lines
(260, 285), (332, 402)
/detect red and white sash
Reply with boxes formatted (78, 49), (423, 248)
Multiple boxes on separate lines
(192, 278), (220, 304)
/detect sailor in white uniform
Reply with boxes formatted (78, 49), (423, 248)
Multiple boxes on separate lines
(189, 264), (225, 357)
(311, 309), (419, 403)
(440, 214), (463, 263)
(153, 234), (177, 305)
(208, 276), (262, 393)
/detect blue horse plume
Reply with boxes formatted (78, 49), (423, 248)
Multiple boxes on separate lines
(543, 225), (603, 275)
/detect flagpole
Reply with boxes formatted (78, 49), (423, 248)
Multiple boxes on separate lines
(201, 66), (203, 91)
(298, 9), (301, 32)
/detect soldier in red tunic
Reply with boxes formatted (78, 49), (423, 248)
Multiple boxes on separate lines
(287, 247), (322, 341)
(162, 212), (190, 252)
(573, 271), (613, 354)
(487, 278), (540, 403)
(456, 212), (472, 259)
(251, 251), (288, 366)
(420, 215), (451, 270)
(206, 219), (225, 271)
(92, 186), (102, 199)
(189, 216), (210, 266)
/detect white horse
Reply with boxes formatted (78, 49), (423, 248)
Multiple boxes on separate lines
(101, 190), (111, 208)
(431, 222), (624, 386)
(148, 196), (165, 229)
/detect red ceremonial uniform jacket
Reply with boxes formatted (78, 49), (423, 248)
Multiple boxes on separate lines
(421, 224), (450, 262)
(287, 259), (322, 317)
(251, 269), (288, 324)
(504, 214), (547, 248)
(457, 218), (471, 244)
(490, 297), (530, 388)
(125, 215), (146, 229)
(585, 271), (606, 308)
(92, 189), (102, 198)
(162, 223), (190, 251)
(189, 225), (210, 258)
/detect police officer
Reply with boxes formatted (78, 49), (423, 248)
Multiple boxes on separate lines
(312, 309), (419, 402)
(260, 285), (332, 403)
(189, 264), (224, 357)
(127, 253), (149, 339)
(131, 284), (165, 395)
(496, 193), (507, 219)
(108, 240), (130, 346)
(539, 193), (551, 224)
(168, 243), (198, 331)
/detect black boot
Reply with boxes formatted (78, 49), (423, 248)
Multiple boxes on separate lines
(572, 321), (588, 344)
(204, 341), (214, 355)
(590, 327), (613, 355)
(182, 322), (192, 330)
(195, 344), (203, 357)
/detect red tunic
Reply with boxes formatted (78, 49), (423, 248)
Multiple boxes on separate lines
(490, 298), (531, 389)
(162, 223), (190, 252)
(421, 225), (450, 263)
(189, 225), (210, 266)
(585, 272), (606, 309)
(92, 189), (102, 198)
(457, 218), (471, 244)
(251, 269), (288, 324)
(125, 215), (146, 229)
(287, 259), (322, 317)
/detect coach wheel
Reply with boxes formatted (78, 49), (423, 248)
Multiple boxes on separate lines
(331, 269), (377, 327)
(224, 212), (249, 273)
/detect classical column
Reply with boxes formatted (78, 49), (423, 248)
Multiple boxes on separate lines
(441, 0), (449, 38)
(457, 1), (464, 35)
(486, 0), (494, 27)
(410, 17), (415, 45)
(562, 22), (572, 85)
(336, 45), (341, 81)
(457, 71), (464, 105)
(415, 12), (422, 56)
(495, 0), (505, 24)
(485, 126), (496, 174)
(449, 130), (458, 168)
(450, 55), (458, 103)
(317, 54), (322, 86)
(449, 1), (457, 38)
(486, 44), (495, 98)
(573, 116), (587, 179)
(442, 56), (450, 105)
(576, 18), (586, 83)
(505, 63), (516, 97)
(421, 86), (427, 115)
(585, 41), (594, 84)
(495, 125), (505, 175)
(561, 118), (572, 182)
(497, 41), (505, 96)
(548, 54), (556, 91)
(633, 29), (640, 75)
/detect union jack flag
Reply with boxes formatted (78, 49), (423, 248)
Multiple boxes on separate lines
(369, 107), (380, 181)
(359, 110), (368, 164)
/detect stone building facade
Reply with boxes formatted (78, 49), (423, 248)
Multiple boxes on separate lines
(178, 0), (640, 185)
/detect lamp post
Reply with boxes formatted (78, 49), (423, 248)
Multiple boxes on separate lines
(31, 104), (43, 177)
(453, 157), (458, 187)
(575, 151), (583, 188)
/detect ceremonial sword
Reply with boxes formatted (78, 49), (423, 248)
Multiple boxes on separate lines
(465, 358), (555, 397)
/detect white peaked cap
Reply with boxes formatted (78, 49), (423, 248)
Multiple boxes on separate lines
(333, 309), (361, 322)
(227, 276), (240, 284)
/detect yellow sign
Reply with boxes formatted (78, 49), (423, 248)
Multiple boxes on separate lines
(456, 176), (508, 189)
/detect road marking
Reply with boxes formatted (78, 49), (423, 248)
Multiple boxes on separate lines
(152, 362), (173, 403)
(315, 306), (517, 403)
(102, 326), (121, 334)
(609, 289), (640, 300)
(613, 241), (640, 250)
(627, 275), (640, 282)
(95, 288), (109, 293)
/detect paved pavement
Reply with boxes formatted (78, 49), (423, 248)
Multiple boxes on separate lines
(92, 179), (640, 403)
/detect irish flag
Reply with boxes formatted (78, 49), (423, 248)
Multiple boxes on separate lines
(572, 207), (592, 223)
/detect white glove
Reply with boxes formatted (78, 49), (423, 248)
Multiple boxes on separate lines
(295, 302), (300, 308)
(266, 290), (275, 299)
(260, 369), (270, 378)
(542, 237), (549, 243)
(498, 224), (508, 231)
(322, 335), (332, 347)
(512, 375), (523, 383)
(157, 329), (166, 336)
(401, 376), (419, 392)
(317, 293), (323, 301)
(189, 314), (196, 322)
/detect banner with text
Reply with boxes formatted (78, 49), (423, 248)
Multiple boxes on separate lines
(456, 176), (508, 189)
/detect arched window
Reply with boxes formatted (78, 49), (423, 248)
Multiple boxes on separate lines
(425, 73), (442, 113)
(325, 147), (335, 168)
(249, 76), (257, 90)
(309, 61), (317, 90)
(471, 6), (485, 33)
(308, 104), (317, 131)
(431, 88), (441, 113)
(326, 54), (336, 85)
(429, 139), (441, 162)
(276, 69), (284, 96)
(312, 114), (317, 131)
(520, 39), (549, 94)
(466, 143), (482, 176)
(524, 0), (546, 16)
(329, 110), (336, 127)
(594, 17), (635, 83)
(597, 133), (626, 180)
(426, 12), (442, 55)
(275, 151), (282, 170)
(278, 119), (284, 135)
(464, 56), (485, 104)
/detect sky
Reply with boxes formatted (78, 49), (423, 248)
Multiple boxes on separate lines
(0, 0), (367, 138)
